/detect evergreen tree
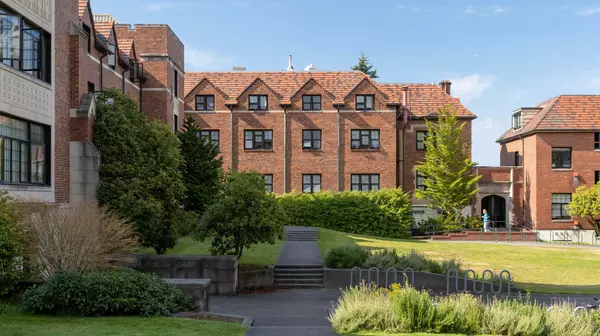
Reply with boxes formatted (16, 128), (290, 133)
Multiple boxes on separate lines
(415, 106), (480, 221)
(352, 51), (379, 79)
(94, 89), (185, 254)
(178, 116), (223, 217)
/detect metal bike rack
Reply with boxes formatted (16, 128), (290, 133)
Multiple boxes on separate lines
(447, 268), (511, 296)
(349, 267), (414, 288)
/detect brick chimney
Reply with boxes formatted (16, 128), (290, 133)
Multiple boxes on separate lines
(439, 80), (452, 95)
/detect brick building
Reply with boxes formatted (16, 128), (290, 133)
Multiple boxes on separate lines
(497, 95), (600, 240)
(65, 0), (183, 202)
(0, 0), (183, 203)
(184, 70), (476, 220)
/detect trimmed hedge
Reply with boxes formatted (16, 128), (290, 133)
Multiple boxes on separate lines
(21, 269), (195, 317)
(278, 189), (412, 238)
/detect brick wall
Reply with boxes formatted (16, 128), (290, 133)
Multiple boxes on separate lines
(532, 132), (600, 230)
(479, 167), (511, 183)
(54, 0), (78, 202)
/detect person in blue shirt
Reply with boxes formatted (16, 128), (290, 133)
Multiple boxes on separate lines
(482, 209), (490, 232)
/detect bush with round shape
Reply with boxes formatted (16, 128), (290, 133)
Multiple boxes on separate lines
(21, 269), (195, 316)
(0, 192), (27, 297)
(323, 245), (369, 269)
(482, 298), (547, 336)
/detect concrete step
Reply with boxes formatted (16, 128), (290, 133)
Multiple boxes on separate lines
(274, 268), (324, 274)
(275, 273), (324, 279)
(274, 279), (324, 286)
(274, 265), (323, 270)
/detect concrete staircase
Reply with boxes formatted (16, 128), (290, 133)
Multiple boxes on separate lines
(274, 265), (324, 288)
(275, 227), (324, 288)
(284, 228), (318, 241)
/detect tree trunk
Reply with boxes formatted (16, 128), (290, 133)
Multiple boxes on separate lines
(588, 216), (600, 238)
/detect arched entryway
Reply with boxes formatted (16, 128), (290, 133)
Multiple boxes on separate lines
(481, 195), (507, 228)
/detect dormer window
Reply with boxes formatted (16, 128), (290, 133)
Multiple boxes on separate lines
(356, 95), (375, 111)
(249, 95), (268, 111)
(512, 112), (522, 129)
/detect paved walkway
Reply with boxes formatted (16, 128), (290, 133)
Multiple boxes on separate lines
(211, 289), (340, 336)
(432, 240), (600, 249)
(276, 226), (322, 265)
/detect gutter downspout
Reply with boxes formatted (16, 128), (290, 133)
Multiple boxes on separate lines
(520, 135), (525, 224)
(283, 107), (288, 193)
(99, 54), (107, 90)
(229, 105), (235, 171)
(400, 86), (410, 190)
(121, 69), (127, 93)
(337, 106), (342, 191)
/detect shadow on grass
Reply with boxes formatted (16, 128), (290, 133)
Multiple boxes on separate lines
(514, 282), (600, 295)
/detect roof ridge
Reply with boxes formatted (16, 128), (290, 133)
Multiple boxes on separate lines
(529, 96), (560, 131)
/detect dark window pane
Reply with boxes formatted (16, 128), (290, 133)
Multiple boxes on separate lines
(0, 14), (22, 68)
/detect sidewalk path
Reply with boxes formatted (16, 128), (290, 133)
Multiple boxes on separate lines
(276, 226), (322, 265)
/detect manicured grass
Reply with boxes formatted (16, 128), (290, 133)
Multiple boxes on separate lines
(140, 236), (283, 266)
(318, 228), (600, 294)
(0, 305), (247, 336)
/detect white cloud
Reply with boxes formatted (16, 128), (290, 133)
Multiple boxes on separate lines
(185, 47), (234, 71)
(576, 8), (600, 16)
(464, 6), (475, 14)
(491, 5), (506, 13)
(475, 117), (493, 129)
(145, 3), (172, 11)
(449, 74), (495, 104)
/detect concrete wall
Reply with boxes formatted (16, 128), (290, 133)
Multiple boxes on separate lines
(237, 266), (274, 291)
(324, 268), (512, 294)
(126, 255), (238, 296)
(69, 141), (100, 202)
(537, 229), (598, 245)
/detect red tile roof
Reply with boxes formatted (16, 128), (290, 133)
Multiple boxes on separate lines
(117, 38), (134, 59)
(185, 72), (476, 118)
(498, 95), (600, 142)
(78, 0), (88, 20)
(94, 21), (113, 43)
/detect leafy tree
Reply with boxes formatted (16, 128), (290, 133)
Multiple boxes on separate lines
(415, 106), (480, 222)
(195, 171), (285, 259)
(568, 183), (600, 236)
(94, 89), (185, 254)
(351, 51), (379, 79)
(178, 117), (222, 217)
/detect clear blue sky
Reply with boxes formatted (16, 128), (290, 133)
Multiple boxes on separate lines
(94, 0), (600, 166)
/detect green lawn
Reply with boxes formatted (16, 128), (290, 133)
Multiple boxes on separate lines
(0, 306), (247, 336)
(319, 228), (600, 294)
(141, 236), (283, 266)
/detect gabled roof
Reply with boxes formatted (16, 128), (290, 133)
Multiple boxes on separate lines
(94, 21), (113, 44)
(117, 38), (135, 59)
(497, 95), (600, 143)
(185, 71), (368, 102)
(78, 0), (88, 20)
(184, 71), (476, 118)
(379, 83), (475, 118)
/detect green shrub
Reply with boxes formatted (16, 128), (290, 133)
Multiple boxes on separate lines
(364, 249), (401, 269)
(0, 192), (27, 297)
(279, 188), (412, 238)
(434, 294), (484, 334)
(482, 298), (547, 336)
(547, 302), (598, 336)
(329, 284), (398, 334)
(323, 245), (369, 269)
(389, 286), (437, 333)
(21, 269), (194, 316)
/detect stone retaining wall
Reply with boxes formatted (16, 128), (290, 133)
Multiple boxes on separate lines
(237, 266), (274, 291)
(125, 255), (238, 296)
